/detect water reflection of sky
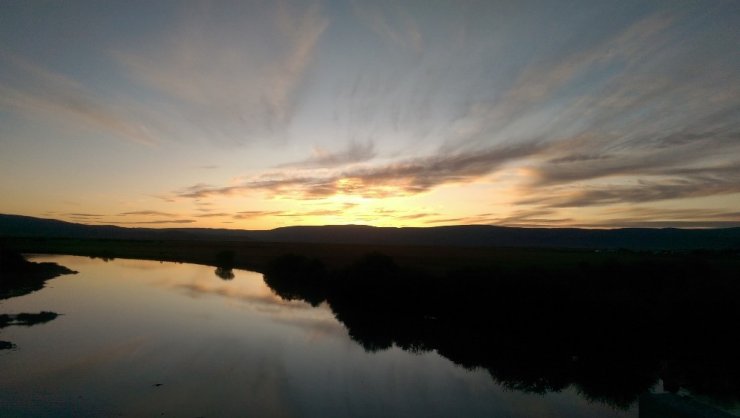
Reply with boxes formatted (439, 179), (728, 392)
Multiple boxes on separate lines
(0, 255), (636, 417)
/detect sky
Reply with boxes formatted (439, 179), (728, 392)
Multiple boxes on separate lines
(1, 0), (739, 229)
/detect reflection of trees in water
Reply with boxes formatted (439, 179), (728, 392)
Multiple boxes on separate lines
(263, 251), (740, 409)
(0, 311), (59, 328)
(213, 250), (236, 280)
(263, 254), (326, 307)
(89, 255), (115, 262)
(0, 311), (60, 350)
(215, 267), (234, 280)
(1, 248), (76, 300)
(0, 250), (72, 350)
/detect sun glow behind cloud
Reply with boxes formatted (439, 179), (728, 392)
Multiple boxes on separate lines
(1, 1), (739, 229)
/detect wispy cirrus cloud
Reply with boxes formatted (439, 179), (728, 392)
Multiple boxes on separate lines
(193, 213), (232, 218)
(436, 13), (677, 154)
(423, 209), (573, 227)
(396, 212), (437, 220)
(278, 140), (376, 168)
(118, 210), (178, 217)
(97, 219), (196, 225)
(276, 209), (343, 217)
(232, 211), (285, 220)
(173, 141), (545, 200)
(434, 10), (738, 161)
(172, 127), (740, 224)
(596, 220), (740, 228)
(66, 213), (106, 218)
(1, 2), (329, 148)
(114, 2), (328, 144)
(555, 206), (740, 228)
(154, 5), (738, 228)
(352, 0), (423, 52)
(529, 131), (740, 187)
(518, 132), (740, 210)
(519, 175), (740, 209)
(0, 53), (158, 145)
(423, 217), (467, 225)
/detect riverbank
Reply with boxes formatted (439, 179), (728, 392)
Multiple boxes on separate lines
(0, 247), (77, 299)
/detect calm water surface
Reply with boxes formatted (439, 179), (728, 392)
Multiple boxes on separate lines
(0, 255), (637, 417)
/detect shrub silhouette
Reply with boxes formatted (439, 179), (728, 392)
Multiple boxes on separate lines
(263, 254), (326, 306)
(260, 249), (740, 408)
(213, 250), (236, 280)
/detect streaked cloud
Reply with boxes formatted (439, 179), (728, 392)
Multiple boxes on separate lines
(530, 132), (740, 187)
(276, 209), (343, 217)
(423, 210), (573, 228)
(278, 141), (376, 168)
(97, 219), (196, 225)
(2, 1), (739, 229)
(118, 210), (178, 217)
(396, 212), (436, 220)
(594, 207), (740, 228)
(193, 213), (231, 218)
(0, 53), (158, 145)
(519, 176), (740, 209)
(114, 1), (328, 144)
(352, 1), (423, 52)
(233, 211), (285, 220)
(424, 217), (467, 225)
(173, 141), (544, 200)
(558, 206), (740, 228)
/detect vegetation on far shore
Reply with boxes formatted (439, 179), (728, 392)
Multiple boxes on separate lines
(3, 236), (738, 276)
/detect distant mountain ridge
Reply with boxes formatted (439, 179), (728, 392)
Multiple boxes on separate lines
(1, 214), (739, 250)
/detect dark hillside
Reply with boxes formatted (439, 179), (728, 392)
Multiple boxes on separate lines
(2, 214), (739, 250)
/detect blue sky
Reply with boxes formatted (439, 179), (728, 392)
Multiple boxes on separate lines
(1, 0), (739, 228)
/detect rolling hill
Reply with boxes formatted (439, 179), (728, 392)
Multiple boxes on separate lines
(1, 213), (739, 250)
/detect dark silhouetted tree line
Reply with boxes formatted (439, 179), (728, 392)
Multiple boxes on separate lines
(262, 250), (740, 409)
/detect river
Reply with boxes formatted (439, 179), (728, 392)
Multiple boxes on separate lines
(0, 255), (641, 417)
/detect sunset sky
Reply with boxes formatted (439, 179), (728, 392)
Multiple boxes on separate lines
(1, 0), (739, 229)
